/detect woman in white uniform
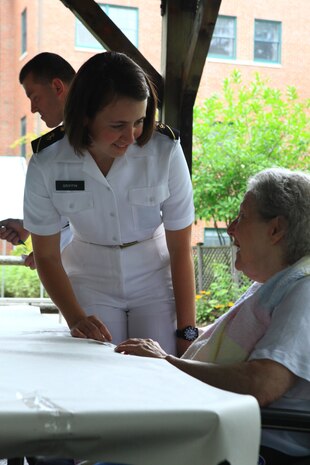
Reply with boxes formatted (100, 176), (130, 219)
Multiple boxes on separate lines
(24, 51), (197, 356)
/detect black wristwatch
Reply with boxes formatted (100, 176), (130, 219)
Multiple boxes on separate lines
(176, 326), (199, 341)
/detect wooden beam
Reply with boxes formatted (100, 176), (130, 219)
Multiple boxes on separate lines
(59, 0), (163, 98)
(182, 0), (221, 98)
(161, 0), (221, 172)
(161, 0), (221, 123)
(161, 0), (197, 127)
(180, 0), (221, 173)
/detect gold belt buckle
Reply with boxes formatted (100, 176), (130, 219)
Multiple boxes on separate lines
(119, 241), (139, 249)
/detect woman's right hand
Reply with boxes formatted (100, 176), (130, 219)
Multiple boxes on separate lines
(70, 315), (112, 342)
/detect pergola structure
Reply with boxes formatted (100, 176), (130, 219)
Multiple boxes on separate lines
(59, 0), (222, 172)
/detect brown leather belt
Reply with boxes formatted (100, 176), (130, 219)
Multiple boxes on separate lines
(119, 241), (139, 249)
(76, 239), (143, 248)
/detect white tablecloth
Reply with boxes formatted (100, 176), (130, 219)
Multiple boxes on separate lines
(0, 306), (260, 465)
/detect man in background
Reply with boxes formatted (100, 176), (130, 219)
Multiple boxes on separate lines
(0, 52), (76, 267)
(21, 51), (75, 130)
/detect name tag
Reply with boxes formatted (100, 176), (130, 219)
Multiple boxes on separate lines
(56, 181), (85, 191)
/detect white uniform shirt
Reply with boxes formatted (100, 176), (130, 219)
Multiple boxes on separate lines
(24, 131), (194, 244)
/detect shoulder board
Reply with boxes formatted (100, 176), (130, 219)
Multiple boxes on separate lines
(31, 125), (65, 154)
(155, 122), (180, 140)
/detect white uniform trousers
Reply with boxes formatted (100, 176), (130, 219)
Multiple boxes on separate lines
(61, 227), (177, 355)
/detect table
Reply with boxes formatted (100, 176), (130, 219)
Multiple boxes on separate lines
(0, 306), (260, 465)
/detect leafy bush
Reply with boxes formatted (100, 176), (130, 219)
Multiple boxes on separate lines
(196, 262), (251, 325)
(0, 241), (46, 298)
(1, 264), (42, 297)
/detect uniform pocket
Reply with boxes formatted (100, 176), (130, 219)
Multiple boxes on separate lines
(129, 185), (170, 206)
(129, 185), (170, 230)
(52, 191), (94, 214)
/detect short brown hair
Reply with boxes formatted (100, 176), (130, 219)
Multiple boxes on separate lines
(19, 52), (75, 85)
(64, 52), (158, 153)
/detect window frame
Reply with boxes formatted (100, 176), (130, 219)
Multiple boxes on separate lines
(208, 15), (237, 60)
(75, 4), (139, 50)
(254, 19), (282, 64)
(21, 8), (27, 55)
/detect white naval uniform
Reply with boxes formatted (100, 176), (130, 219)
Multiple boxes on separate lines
(24, 130), (195, 354)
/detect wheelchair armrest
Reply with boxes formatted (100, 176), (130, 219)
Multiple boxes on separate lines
(261, 407), (310, 432)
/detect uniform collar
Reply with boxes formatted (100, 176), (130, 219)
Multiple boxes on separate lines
(53, 135), (84, 163)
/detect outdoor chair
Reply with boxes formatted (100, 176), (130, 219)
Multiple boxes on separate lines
(261, 406), (310, 432)
(261, 407), (310, 465)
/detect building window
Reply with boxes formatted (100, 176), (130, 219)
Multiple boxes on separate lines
(208, 15), (236, 59)
(75, 4), (138, 49)
(20, 116), (26, 158)
(21, 8), (27, 54)
(204, 228), (230, 247)
(254, 20), (281, 63)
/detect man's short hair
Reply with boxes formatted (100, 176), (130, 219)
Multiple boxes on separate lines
(19, 52), (75, 85)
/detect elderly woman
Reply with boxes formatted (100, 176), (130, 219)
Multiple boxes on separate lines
(115, 167), (310, 465)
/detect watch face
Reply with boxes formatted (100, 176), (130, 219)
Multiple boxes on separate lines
(184, 326), (198, 341)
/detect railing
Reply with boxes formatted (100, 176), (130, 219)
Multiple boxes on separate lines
(1, 247), (248, 308)
(0, 256), (25, 265)
(192, 244), (247, 292)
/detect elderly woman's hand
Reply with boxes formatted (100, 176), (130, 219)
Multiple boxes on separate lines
(115, 338), (168, 359)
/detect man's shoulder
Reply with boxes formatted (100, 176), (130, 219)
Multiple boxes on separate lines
(31, 125), (65, 154)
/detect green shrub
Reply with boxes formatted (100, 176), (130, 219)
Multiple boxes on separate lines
(1, 264), (42, 297)
(0, 242), (46, 298)
(196, 262), (251, 325)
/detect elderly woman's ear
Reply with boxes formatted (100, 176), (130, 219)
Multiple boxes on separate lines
(269, 215), (287, 245)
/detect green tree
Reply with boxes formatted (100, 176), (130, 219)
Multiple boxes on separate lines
(193, 70), (310, 226)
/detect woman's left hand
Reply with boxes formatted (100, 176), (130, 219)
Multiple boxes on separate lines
(22, 252), (36, 270)
(115, 338), (168, 359)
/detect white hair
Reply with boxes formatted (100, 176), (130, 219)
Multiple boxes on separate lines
(247, 167), (310, 264)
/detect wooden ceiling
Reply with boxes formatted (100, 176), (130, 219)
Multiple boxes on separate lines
(59, 0), (222, 170)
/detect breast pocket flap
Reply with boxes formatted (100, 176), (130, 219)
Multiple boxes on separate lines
(129, 185), (170, 206)
(52, 191), (94, 214)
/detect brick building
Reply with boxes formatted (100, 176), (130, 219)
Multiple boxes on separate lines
(0, 0), (309, 243)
